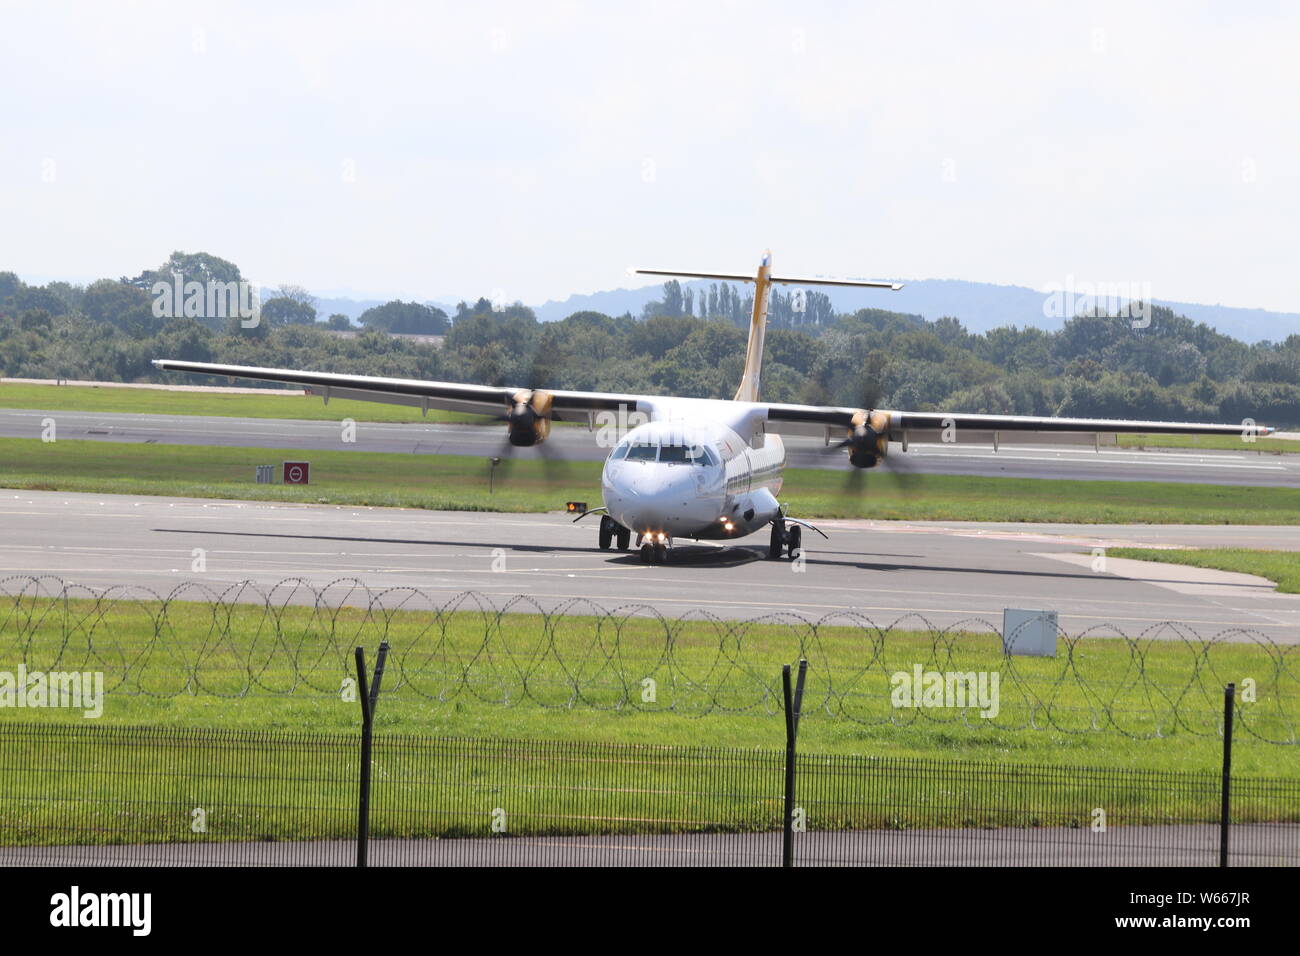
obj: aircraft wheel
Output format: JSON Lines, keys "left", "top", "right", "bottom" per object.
{"left": 768, "top": 520, "right": 784, "bottom": 560}
{"left": 653, "top": 542, "right": 669, "bottom": 564}
{"left": 598, "top": 515, "right": 614, "bottom": 550}
{"left": 639, "top": 543, "right": 654, "bottom": 564}
{"left": 787, "top": 525, "right": 802, "bottom": 560}
{"left": 616, "top": 527, "right": 631, "bottom": 550}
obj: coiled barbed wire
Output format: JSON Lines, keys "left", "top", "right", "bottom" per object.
{"left": 1, "top": 575, "right": 1295, "bottom": 744}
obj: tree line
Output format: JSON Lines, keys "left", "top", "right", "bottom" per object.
{"left": 1, "top": 251, "right": 1297, "bottom": 426}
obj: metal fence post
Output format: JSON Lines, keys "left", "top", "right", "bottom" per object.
{"left": 1220, "top": 682, "right": 1234, "bottom": 868}
{"left": 354, "top": 640, "right": 390, "bottom": 869}
{"left": 782, "top": 659, "right": 808, "bottom": 868}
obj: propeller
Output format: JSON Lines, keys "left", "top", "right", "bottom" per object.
{"left": 835, "top": 408, "right": 891, "bottom": 468}
{"left": 506, "top": 388, "right": 552, "bottom": 447}
{"left": 491, "top": 388, "right": 571, "bottom": 485}
{"left": 823, "top": 403, "right": 923, "bottom": 497}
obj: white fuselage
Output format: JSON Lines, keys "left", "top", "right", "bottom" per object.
{"left": 600, "top": 398, "right": 786, "bottom": 542}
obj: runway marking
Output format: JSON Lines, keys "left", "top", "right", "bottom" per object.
{"left": 904, "top": 451, "right": 1286, "bottom": 471}
{"left": 903, "top": 443, "right": 1283, "bottom": 462}
{"left": 0, "top": 508, "right": 558, "bottom": 529}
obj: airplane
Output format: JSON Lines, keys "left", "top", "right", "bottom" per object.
{"left": 153, "top": 251, "right": 1273, "bottom": 566}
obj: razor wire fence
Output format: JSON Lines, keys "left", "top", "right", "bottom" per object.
{"left": 1, "top": 575, "right": 1297, "bottom": 744}
{"left": 2, "top": 721, "right": 1297, "bottom": 867}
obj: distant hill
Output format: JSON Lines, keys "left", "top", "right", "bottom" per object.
{"left": 532, "top": 278, "right": 1299, "bottom": 344}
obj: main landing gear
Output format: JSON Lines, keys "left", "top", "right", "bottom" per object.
{"left": 598, "top": 515, "right": 631, "bottom": 552}
{"left": 768, "top": 516, "right": 802, "bottom": 560}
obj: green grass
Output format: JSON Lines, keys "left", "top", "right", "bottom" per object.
{"left": 0, "top": 381, "right": 493, "bottom": 424}
{"left": 9, "top": 724, "right": 1287, "bottom": 846}
{"left": 6, "top": 596, "right": 1297, "bottom": 774}
{"left": 4, "top": 436, "right": 1299, "bottom": 523}
{"left": 5, "top": 597, "right": 1297, "bottom": 844}
{"left": 1108, "top": 548, "right": 1300, "bottom": 594}
{"left": 1118, "top": 432, "right": 1299, "bottom": 454}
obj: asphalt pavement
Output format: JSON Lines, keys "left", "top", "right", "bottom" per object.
{"left": 2, "top": 490, "right": 1296, "bottom": 638}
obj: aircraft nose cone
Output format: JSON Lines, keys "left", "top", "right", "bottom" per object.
{"left": 604, "top": 465, "right": 719, "bottom": 533}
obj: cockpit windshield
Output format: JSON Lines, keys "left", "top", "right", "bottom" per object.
{"left": 625, "top": 442, "right": 659, "bottom": 461}
{"left": 611, "top": 439, "right": 718, "bottom": 465}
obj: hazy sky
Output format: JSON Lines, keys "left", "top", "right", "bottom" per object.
{"left": 2, "top": 1, "right": 1296, "bottom": 311}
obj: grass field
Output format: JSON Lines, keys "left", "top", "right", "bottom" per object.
{"left": 1118, "top": 432, "right": 1298, "bottom": 454}
{"left": 5, "top": 595, "right": 1297, "bottom": 775}
{"left": 1109, "top": 548, "right": 1300, "bottom": 594}
{"left": 0, "top": 381, "right": 493, "bottom": 424}
{"left": 10, "top": 723, "right": 1287, "bottom": 846}
{"left": 5, "top": 596, "right": 1298, "bottom": 844}
{"left": 4, "top": 436, "right": 1299, "bottom": 523}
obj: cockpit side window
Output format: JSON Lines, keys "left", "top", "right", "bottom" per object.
{"left": 610, "top": 444, "right": 630, "bottom": 460}
{"left": 686, "top": 444, "right": 718, "bottom": 466}
{"left": 658, "top": 443, "right": 718, "bottom": 465}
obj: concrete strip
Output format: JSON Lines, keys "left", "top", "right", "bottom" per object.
{"left": 1035, "top": 551, "right": 1296, "bottom": 600}
{"left": 2, "top": 823, "right": 1293, "bottom": 867}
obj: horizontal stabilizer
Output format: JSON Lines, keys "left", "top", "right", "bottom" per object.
{"left": 632, "top": 267, "right": 901, "bottom": 290}
{"left": 771, "top": 275, "right": 902, "bottom": 290}
{"left": 631, "top": 268, "right": 756, "bottom": 283}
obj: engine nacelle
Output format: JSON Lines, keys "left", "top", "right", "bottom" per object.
{"left": 845, "top": 409, "right": 890, "bottom": 468}
{"left": 506, "top": 389, "right": 553, "bottom": 447}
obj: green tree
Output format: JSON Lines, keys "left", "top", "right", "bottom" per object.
{"left": 359, "top": 300, "right": 451, "bottom": 334}
{"left": 260, "top": 296, "right": 318, "bottom": 327}
{"left": 81, "top": 280, "right": 160, "bottom": 336}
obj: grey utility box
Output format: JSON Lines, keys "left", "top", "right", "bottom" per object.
{"left": 1002, "top": 609, "right": 1058, "bottom": 657}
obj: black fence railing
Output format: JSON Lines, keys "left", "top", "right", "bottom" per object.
{"left": 3, "top": 722, "right": 1296, "bottom": 867}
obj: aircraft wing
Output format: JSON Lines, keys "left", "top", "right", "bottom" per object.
{"left": 153, "top": 359, "right": 1272, "bottom": 443}
{"left": 762, "top": 403, "right": 1272, "bottom": 442}
{"left": 150, "top": 360, "right": 647, "bottom": 422}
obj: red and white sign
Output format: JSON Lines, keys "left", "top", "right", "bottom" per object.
{"left": 283, "top": 461, "right": 310, "bottom": 485}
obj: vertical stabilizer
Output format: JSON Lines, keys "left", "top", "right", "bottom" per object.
{"left": 733, "top": 251, "right": 772, "bottom": 403}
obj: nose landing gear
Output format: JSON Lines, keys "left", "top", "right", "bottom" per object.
{"left": 637, "top": 534, "right": 671, "bottom": 564}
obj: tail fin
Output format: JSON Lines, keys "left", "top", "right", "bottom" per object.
{"left": 631, "top": 252, "right": 902, "bottom": 404}
{"left": 733, "top": 250, "right": 773, "bottom": 402}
